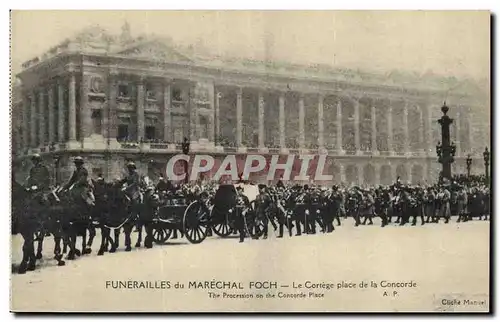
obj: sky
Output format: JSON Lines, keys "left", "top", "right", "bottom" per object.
{"left": 10, "top": 10, "right": 490, "bottom": 80}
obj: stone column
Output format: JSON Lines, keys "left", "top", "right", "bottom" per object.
{"left": 426, "top": 103, "right": 434, "bottom": 156}
{"left": 68, "top": 73, "right": 77, "bottom": 141}
{"left": 354, "top": 99, "right": 361, "bottom": 155}
{"left": 163, "top": 80, "right": 172, "bottom": 142}
{"left": 106, "top": 70, "right": 119, "bottom": 145}
{"left": 57, "top": 81, "right": 65, "bottom": 142}
{"left": 358, "top": 164, "right": 364, "bottom": 185}
{"left": 136, "top": 77, "right": 145, "bottom": 141}
{"left": 375, "top": 166, "right": 381, "bottom": 185}
{"left": 387, "top": 104, "right": 394, "bottom": 155}
{"left": 215, "top": 90, "right": 221, "bottom": 145}
{"left": 279, "top": 92, "right": 286, "bottom": 149}
{"left": 406, "top": 163, "right": 412, "bottom": 184}
{"left": 188, "top": 83, "right": 197, "bottom": 142}
{"left": 336, "top": 100, "right": 344, "bottom": 154}
{"left": 258, "top": 91, "right": 265, "bottom": 148}
{"left": 38, "top": 91, "right": 45, "bottom": 146}
{"left": 30, "top": 91, "right": 36, "bottom": 147}
{"left": 298, "top": 93, "right": 305, "bottom": 149}
{"left": 207, "top": 83, "right": 215, "bottom": 144}
{"left": 391, "top": 165, "right": 397, "bottom": 183}
{"left": 47, "top": 85, "right": 55, "bottom": 144}
{"left": 467, "top": 108, "right": 473, "bottom": 153}
{"left": 79, "top": 74, "right": 91, "bottom": 141}
{"left": 339, "top": 164, "right": 346, "bottom": 183}
{"left": 403, "top": 102, "right": 410, "bottom": 154}
{"left": 317, "top": 94, "right": 324, "bottom": 150}
{"left": 22, "top": 95, "right": 29, "bottom": 149}
{"left": 455, "top": 108, "right": 461, "bottom": 156}
{"left": 371, "top": 104, "right": 378, "bottom": 155}
{"left": 236, "top": 87, "right": 243, "bottom": 147}
{"left": 418, "top": 107, "right": 425, "bottom": 154}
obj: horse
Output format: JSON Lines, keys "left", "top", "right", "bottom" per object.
{"left": 11, "top": 180, "right": 65, "bottom": 274}
{"left": 92, "top": 181, "right": 137, "bottom": 254}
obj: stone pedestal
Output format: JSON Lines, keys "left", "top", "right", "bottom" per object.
{"left": 82, "top": 135, "right": 107, "bottom": 150}
{"left": 237, "top": 146, "right": 248, "bottom": 154}
{"left": 197, "top": 138, "right": 215, "bottom": 151}
{"left": 66, "top": 141, "right": 81, "bottom": 150}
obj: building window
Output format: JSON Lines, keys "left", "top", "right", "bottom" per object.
{"left": 91, "top": 109, "right": 102, "bottom": 135}
{"left": 172, "top": 88, "right": 182, "bottom": 101}
{"left": 199, "top": 115, "right": 209, "bottom": 139}
{"left": 145, "top": 126, "right": 156, "bottom": 141}
{"left": 117, "top": 124, "right": 129, "bottom": 141}
{"left": 146, "top": 84, "right": 157, "bottom": 101}
{"left": 118, "top": 84, "right": 130, "bottom": 98}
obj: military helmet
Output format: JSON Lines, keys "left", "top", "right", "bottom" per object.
{"left": 31, "top": 153, "right": 42, "bottom": 162}
{"left": 74, "top": 156, "right": 84, "bottom": 164}
{"left": 127, "top": 161, "right": 136, "bottom": 169}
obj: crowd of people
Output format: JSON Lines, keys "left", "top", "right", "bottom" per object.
{"left": 12, "top": 154, "right": 491, "bottom": 274}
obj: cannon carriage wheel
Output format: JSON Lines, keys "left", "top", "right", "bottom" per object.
{"left": 210, "top": 207, "right": 233, "bottom": 237}
{"left": 182, "top": 200, "right": 209, "bottom": 244}
{"left": 151, "top": 223, "right": 172, "bottom": 245}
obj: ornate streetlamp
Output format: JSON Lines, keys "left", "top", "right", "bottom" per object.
{"left": 182, "top": 137, "right": 190, "bottom": 184}
{"left": 483, "top": 147, "right": 490, "bottom": 180}
{"left": 436, "top": 102, "right": 456, "bottom": 181}
{"left": 53, "top": 155, "right": 61, "bottom": 186}
{"left": 466, "top": 154, "right": 472, "bottom": 178}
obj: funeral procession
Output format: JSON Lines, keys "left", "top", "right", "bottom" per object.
{"left": 10, "top": 23, "right": 490, "bottom": 276}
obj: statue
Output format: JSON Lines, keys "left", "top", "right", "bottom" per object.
{"left": 120, "top": 21, "right": 132, "bottom": 44}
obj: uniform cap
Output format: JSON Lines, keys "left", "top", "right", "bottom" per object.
{"left": 127, "top": 161, "right": 136, "bottom": 168}
{"left": 74, "top": 156, "right": 84, "bottom": 163}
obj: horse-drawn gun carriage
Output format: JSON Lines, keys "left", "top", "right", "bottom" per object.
{"left": 150, "top": 189, "right": 211, "bottom": 245}
{"left": 150, "top": 183, "right": 259, "bottom": 244}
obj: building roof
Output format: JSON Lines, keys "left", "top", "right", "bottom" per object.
{"left": 18, "top": 24, "right": 488, "bottom": 98}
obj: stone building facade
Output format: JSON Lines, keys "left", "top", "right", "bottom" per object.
{"left": 11, "top": 26, "right": 490, "bottom": 185}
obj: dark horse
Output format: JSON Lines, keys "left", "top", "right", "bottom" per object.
{"left": 92, "top": 182, "right": 139, "bottom": 254}
{"left": 11, "top": 180, "right": 65, "bottom": 274}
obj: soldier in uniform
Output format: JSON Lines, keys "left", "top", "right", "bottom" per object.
{"left": 276, "top": 175, "right": 285, "bottom": 189}
{"left": 456, "top": 185, "right": 469, "bottom": 222}
{"left": 330, "top": 185, "right": 344, "bottom": 226}
{"left": 235, "top": 186, "right": 250, "bottom": 243}
{"left": 424, "top": 187, "right": 436, "bottom": 223}
{"left": 156, "top": 176, "right": 174, "bottom": 193}
{"left": 62, "top": 156, "right": 94, "bottom": 207}
{"left": 255, "top": 184, "right": 274, "bottom": 239}
{"left": 25, "top": 154, "right": 51, "bottom": 204}
{"left": 117, "top": 162, "right": 143, "bottom": 209}
{"left": 362, "top": 188, "right": 375, "bottom": 225}
{"left": 441, "top": 185, "right": 452, "bottom": 223}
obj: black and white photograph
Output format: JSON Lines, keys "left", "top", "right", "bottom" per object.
{"left": 9, "top": 10, "right": 491, "bottom": 312}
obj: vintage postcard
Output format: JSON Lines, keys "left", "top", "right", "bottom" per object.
{"left": 10, "top": 10, "right": 491, "bottom": 312}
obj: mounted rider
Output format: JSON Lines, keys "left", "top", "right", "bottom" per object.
{"left": 62, "top": 156, "right": 95, "bottom": 206}
{"left": 117, "top": 162, "right": 144, "bottom": 208}
{"left": 25, "top": 154, "right": 51, "bottom": 204}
